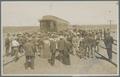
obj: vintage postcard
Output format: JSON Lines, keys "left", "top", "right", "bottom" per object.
{"left": 1, "top": 1, "right": 119, "bottom": 76}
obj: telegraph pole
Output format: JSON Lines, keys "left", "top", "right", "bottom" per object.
{"left": 49, "top": 3, "right": 53, "bottom": 15}
{"left": 109, "top": 20, "right": 112, "bottom": 29}
{"left": 108, "top": 10, "right": 112, "bottom": 31}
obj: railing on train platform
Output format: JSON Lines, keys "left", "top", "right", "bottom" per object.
{"left": 3, "top": 54, "right": 25, "bottom": 66}
{"left": 96, "top": 39, "right": 117, "bottom": 67}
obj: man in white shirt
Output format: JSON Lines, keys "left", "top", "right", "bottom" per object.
{"left": 11, "top": 40, "right": 20, "bottom": 47}
{"left": 11, "top": 35, "right": 20, "bottom": 61}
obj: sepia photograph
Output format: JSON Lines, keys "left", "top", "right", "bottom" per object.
{"left": 1, "top": 1, "right": 119, "bottom": 76}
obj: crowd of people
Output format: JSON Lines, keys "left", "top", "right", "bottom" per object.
{"left": 4, "top": 28, "right": 114, "bottom": 70}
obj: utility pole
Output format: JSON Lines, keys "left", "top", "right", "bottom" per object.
{"left": 109, "top": 20, "right": 112, "bottom": 29}
{"left": 108, "top": 10, "right": 112, "bottom": 30}
{"left": 49, "top": 3, "right": 53, "bottom": 15}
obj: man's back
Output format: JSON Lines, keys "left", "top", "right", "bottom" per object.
{"left": 50, "top": 39, "right": 56, "bottom": 52}
{"left": 5, "top": 37, "right": 10, "bottom": 47}
{"left": 105, "top": 35, "right": 113, "bottom": 48}
{"left": 104, "top": 36, "right": 113, "bottom": 48}
{"left": 58, "top": 39, "right": 65, "bottom": 50}
{"left": 24, "top": 42, "right": 35, "bottom": 56}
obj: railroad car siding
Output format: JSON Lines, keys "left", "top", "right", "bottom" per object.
{"left": 40, "top": 15, "right": 69, "bottom": 32}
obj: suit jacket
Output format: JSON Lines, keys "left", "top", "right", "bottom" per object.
{"left": 65, "top": 40, "right": 72, "bottom": 51}
{"left": 24, "top": 42, "right": 35, "bottom": 56}
{"left": 5, "top": 37, "right": 10, "bottom": 47}
{"left": 104, "top": 36, "right": 113, "bottom": 48}
{"left": 50, "top": 39, "right": 56, "bottom": 53}
{"left": 57, "top": 39, "right": 65, "bottom": 51}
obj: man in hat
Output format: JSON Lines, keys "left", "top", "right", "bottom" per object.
{"left": 42, "top": 36, "right": 51, "bottom": 59}
{"left": 11, "top": 34, "right": 20, "bottom": 61}
{"left": 72, "top": 34, "right": 77, "bottom": 55}
{"left": 78, "top": 34, "right": 85, "bottom": 59}
{"left": 5, "top": 33, "right": 11, "bottom": 56}
{"left": 66, "top": 34, "right": 73, "bottom": 54}
{"left": 17, "top": 34, "right": 24, "bottom": 53}
{"left": 23, "top": 38, "right": 36, "bottom": 70}
{"left": 89, "top": 33, "right": 96, "bottom": 58}
{"left": 94, "top": 32, "right": 100, "bottom": 53}
{"left": 104, "top": 28, "right": 110, "bottom": 39}
{"left": 83, "top": 33, "right": 89, "bottom": 59}
{"left": 48, "top": 34, "right": 57, "bottom": 66}
{"left": 104, "top": 33, "right": 113, "bottom": 60}
{"left": 56, "top": 36, "right": 64, "bottom": 61}
{"left": 37, "top": 37, "right": 44, "bottom": 57}
{"left": 64, "top": 37, "right": 71, "bottom": 65}
{"left": 57, "top": 36, "right": 70, "bottom": 65}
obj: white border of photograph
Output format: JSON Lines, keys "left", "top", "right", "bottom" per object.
{"left": 1, "top": 1, "right": 119, "bottom": 76}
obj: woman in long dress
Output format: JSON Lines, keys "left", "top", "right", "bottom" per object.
{"left": 41, "top": 37, "right": 51, "bottom": 59}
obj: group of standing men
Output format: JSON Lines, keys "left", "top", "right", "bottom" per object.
{"left": 4, "top": 27, "right": 114, "bottom": 70}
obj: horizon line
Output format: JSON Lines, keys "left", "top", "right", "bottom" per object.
{"left": 3, "top": 24, "right": 117, "bottom": 27}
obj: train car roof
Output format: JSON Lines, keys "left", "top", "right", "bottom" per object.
{"left": 41, "top": 15, "right": 69, "bottom": 24}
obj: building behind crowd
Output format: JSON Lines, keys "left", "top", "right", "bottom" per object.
{"left": 72, "top": 24, "right": 117, "bottom": 32}
{"left": 39, "top": 15, "right": 70, "bottom": 32}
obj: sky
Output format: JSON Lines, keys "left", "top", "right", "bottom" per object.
{"left": 1, "top": 1, "right": 118, "bottom": 26}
